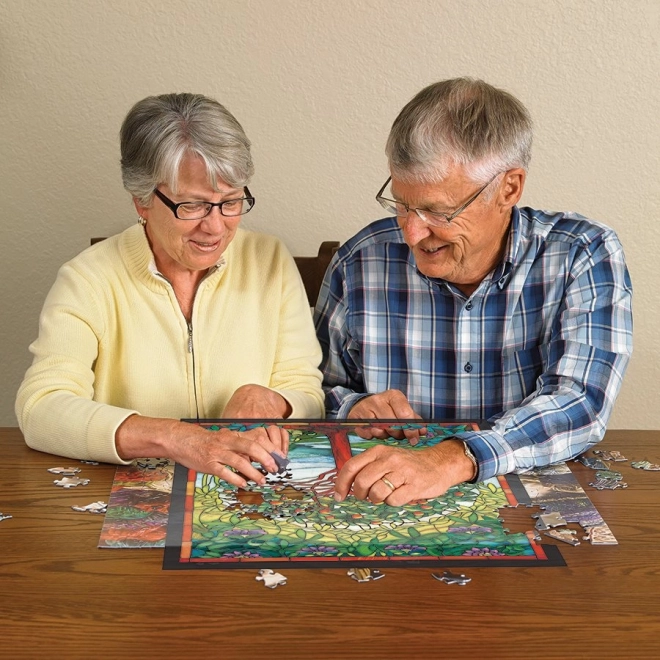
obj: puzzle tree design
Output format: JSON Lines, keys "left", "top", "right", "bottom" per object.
{"left": 164, "top": 421, "right": 561, "bottom": 569}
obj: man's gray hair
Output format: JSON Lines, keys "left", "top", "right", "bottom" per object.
{"left": 120, "top": 93, "right": 254, "bottom": 205}
{"left": 386, "top": 78, "right": 532, "bottom": 186}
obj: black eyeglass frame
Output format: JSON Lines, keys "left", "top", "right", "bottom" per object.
{"left": 375, "top": 172, "right": 501, "bottom": 226}
{"left": 153, "top": 187, "right": 255, "bottom": 220}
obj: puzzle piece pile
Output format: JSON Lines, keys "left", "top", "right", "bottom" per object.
{"left": 43, "top": 458, "right": 165, "bottom": 515}
{"left": 531, "top": 511, "right": 581, "bottom": 546}
{"left": 578, "top": 447, "right": 660, "bottom": 488}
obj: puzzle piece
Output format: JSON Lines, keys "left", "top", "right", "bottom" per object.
{"left": 432, "top": 571, "right": 471, "bottom": 586}
{"left": 347, "top": 568, "right": 385, "bottom": 583}
{"left": 575, "top": 455, "right": 609, "bottom": 470}
{"left": 269, "top": 452, "right": 291, "bottom": 474}
{"left": 544, "top": 528, "right": 580, "bottom": 546}
{"left": 47, "top": 466, "right": 81, "bottom": 475}
{"left": 589, "top": 478, "right": 628, "bottom": 490}
{"left": 594, "top": 470, "right": 623, "bottom": 481}
{"left": 592, "top": 450, "right": 627, "bottom": 462}
{"left": 0, "top": 512, "right": 13, "bottom": 522}
{"left": 583, "top": 524, "right": 618, "bottom": 545}
{"left": 135, "top": 458, "right": 170, "bottom": 469}
{"left": 54, "top": 476, "right": 90, "bottom": 488}
{"left": 255, "top": 569, "right": 287, "bottom": 588}
{"left": 631, "top": 461, "right": 660, "bottom": 471}
{"left": 533, "top": 511, "right": 567, "bottom": 530}
{"left": 71, "top": 501, "right": 108, "bottom": 513}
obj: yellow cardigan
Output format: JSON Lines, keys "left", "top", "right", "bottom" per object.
{"left": 16, "top": 224, "right": 325, "bottom": 463}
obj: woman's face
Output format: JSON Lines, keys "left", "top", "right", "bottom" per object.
{"left": 134, "top": 153, "right": 244, "bottom": 278}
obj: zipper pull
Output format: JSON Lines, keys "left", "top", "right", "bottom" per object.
{"left": 187, "top": 323, "right": 193, "bottom": 353}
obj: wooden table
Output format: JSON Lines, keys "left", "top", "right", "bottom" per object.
{"left": 1, "top": 427, "right": 659, "bottom": 659}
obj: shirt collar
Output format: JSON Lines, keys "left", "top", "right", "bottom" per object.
{"left": 491, "top": 205, "right": 520, "bottom": 288}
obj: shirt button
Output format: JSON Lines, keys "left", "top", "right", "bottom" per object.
{"left": 465, "top": 301, "right": 473, "bottom": 311}
{"left": 464, "top": 362, "right": 473, "bottom": 373}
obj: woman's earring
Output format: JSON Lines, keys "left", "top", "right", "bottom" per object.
{"left": 138, "top": 215, "right": 146, "bottom": 226}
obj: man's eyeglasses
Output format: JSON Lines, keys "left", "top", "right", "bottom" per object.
{"left": 153, "top": 187, "right": 255, "bottom": 220}
{"left": 375, "top": 172, "right": 501, "bottom": 227}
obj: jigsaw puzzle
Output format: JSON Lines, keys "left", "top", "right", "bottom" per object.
{"left": 98, "top": 459, "right": 174, "bottom": 547}
{"left": 162, "top": 420, "right": 568, "bottom": 570}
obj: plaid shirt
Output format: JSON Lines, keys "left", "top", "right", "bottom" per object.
{"left": 314, "top": 207, "right": 633, "bottom": 480}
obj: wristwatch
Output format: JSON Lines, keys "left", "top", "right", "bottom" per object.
{"left": 461, "top": 440, "right": 479, "bottom": 482}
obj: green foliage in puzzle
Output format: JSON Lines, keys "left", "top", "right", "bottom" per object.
{"left": 190, "top": 476, "right": 532, "bottom": 560}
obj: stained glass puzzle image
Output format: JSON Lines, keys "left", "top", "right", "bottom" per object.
{"left": 163, "top": 420, "right": 564, "bottom": 569}
{"left": 99, "top": 459, "right": 173, "bottom": 548}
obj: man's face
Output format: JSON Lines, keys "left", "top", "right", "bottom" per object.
{"left": 391, "top": 166, "right": 514, "bottom": 294}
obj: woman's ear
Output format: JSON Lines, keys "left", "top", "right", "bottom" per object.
{"left": 132, "top": 197, "right": 150, "bottom": 220}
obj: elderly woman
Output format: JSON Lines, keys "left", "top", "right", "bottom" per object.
{"left": 16, "top": 93, "right": 324, "bottom": 488}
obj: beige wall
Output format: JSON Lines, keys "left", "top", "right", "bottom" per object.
{"left": 1, "top": 0, "right": 658, "bottom": 428}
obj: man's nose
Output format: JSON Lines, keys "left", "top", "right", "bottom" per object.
{"left": 401, "top": 210, "right": 432, "bottom": 243}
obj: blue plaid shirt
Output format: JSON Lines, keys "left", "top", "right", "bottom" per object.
{"left": 314, "top": 207, "right": 633, "bottom": 480}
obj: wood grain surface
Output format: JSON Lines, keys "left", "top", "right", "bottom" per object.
{"left": 1, "top": 427, "right": 659, "bottom": 659}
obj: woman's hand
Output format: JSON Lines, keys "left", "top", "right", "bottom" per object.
{"left": 223, "top": 384, "right": 292, "bottom": 419}
{"left": 116, "top": 415, "right": 289, "bottom": 488}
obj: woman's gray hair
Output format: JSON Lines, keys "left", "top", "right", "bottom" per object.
{"left": 120, "top": 93, "right": 254, "bottom": 205}
{"left": 386, "top": 78, "right": 532, "bottom": 186}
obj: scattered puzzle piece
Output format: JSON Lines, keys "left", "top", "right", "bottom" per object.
{"left": 575, "top": 455, "right": 609, "bottom": 470}
{"left": 0, "top": 512, "right": 13, "bottom": 522}
{"left": 71, "top": 501, "right": 108, "bottom": 513}
{"left": 593, "top": 450, "right": 627, "bottom": 462}
{"left": 595, "top": 470, "right": 623, "bottom": 481}
{"left": 54, "top": 476, "right": 90, "bottom": 488}
{"left": 255, "top": 569, "right": 287, "bottom": 588}
{"left": 589, "top": 477, "right": 628, "bottom": 490}
{"left": 347, "top": 568, "right": 385, "bottom": 583}
{"left": 544, "top": 528, "right": 580, "bottom": 546}
{"left": 47, "top": 466, "right": 81, "bottom": 475}
{"left": 533, "top": 511, "right": 567, "bottom": 530}
{"left": 432, "top": 571, "right": 471, "bottom": 586}
{"left": 631, "top": 461, "right": 660, "bottom": 471}
{"left": 583, "top": 524, "right": 618, "bottom": 545}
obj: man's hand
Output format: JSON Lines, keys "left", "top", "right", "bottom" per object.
{"left": 222, "top": 384, "right": 292, "bottom": 419}
{"left": 348, "top": 389, "right": 426, "bottom": 443}
{"left": 333, "top": 439, "right": 476, "bottom": 506}
{"left": 116, "top": 415, "right": 289, "bottom": 489}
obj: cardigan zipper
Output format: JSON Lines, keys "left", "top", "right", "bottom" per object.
{"left": 154, "top": 272, "right": 201, "bottom": 419}
{"left": 187, "top": 321, "right": 200, "bottom": 420}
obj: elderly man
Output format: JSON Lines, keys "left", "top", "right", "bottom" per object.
{"left": 315, "top": 78, "right": 632, "bottom": 506}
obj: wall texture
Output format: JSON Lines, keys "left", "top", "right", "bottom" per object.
{"left": 1, "top": 0, "right": 658, "bottom": 428}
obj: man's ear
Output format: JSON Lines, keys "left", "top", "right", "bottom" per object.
{"left": 498, "top": 168, "right": 526, "bottom": 210}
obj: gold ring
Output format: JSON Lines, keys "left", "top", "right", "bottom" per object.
{"left": 381, "top": 477, "right": 396, "bottom": 491}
